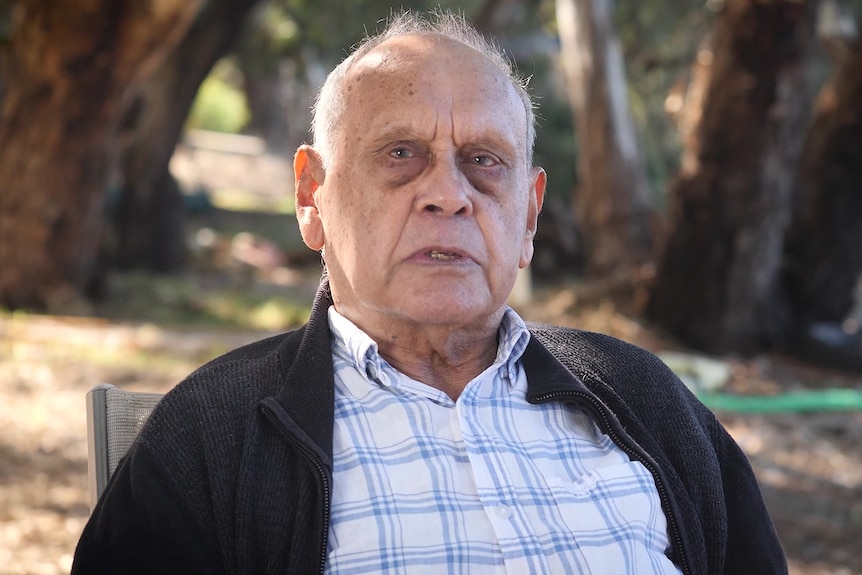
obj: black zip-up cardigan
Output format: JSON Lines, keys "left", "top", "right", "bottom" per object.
{"left": 73, "top": 282, "right": 787, "bottom": 574}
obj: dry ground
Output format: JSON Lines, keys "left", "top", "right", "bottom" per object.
{"left": 2, "top": 272, "right": 861, "bottom": 574}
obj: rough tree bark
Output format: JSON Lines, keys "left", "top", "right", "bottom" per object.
{"left": 781, "top": 37, "right": 862, "bottom": 328}
{"left": 111, "top": 0, "right": 261, "bottom": 273}
{"left": 0, "top": 1, "right": 202, "bottom": 310}
{"left": 646, "top": 0, "right": 816, "bottom": 354}
{"left": 555, "top": 0, "right": 655, "bottom": 276}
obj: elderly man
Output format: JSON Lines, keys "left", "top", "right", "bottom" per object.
{"left": 73, "top": 11, "right": 786, "bottom": 575}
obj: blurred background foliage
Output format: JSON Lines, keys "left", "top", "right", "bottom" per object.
{"left": 186, "top": 59, "right": 251, "bottom": 134}
{"left": 2, "top": 0, "right": 862, "bottom": 356}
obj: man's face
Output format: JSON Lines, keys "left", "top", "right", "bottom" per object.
{"left": 295, "top": 34, "right": 545, "bottom": 333}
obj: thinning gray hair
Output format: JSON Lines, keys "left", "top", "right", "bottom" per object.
{"left": 310, "top": 10, "right": 537, "bottom": 168}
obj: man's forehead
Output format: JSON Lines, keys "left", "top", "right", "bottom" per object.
{"left": 348, "top": 33, "right": 490, "bottom": 80}
{"left": 343, "top": 34, "right": 522, "bottom": 120}
{"left": 332, "top": 33, "right": 530, "bottom": 161}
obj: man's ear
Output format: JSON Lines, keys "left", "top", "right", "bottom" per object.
{"left": 294, "top": 145, "right": 326, "bottom": 251}
{"left": 520, "top": 166, "right": 546, "bottom": 269}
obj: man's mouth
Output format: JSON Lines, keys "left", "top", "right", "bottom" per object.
{"left": 429, "top": 250, "right": 462, "bottom": 261}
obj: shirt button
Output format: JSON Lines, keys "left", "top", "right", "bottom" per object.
{"left": 365, "top": 363, "right": 379, "bottom": 382}
{"left": 495, "top": 505, "right": 512, "bottom": 519}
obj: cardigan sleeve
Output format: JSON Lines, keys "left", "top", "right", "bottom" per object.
{"left": 72, "top": 442, "right": 225, "bottom": 575}
{"left": 709, "top": 415, "right": 788, "bottom": 574}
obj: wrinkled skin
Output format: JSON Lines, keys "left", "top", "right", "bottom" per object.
{"left": 294, "top": 34, "right": 546, "bottom": 397}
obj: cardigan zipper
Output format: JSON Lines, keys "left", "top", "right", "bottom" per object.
{"left": 532, "top": 388, "right": 692, "bottom": 575}
{"left": 260, "top": 405, "right": 331, "bottom": 575}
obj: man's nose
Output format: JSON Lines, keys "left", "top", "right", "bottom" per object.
{"left": 416, "top": 160, "right": 473, "bottom": 216}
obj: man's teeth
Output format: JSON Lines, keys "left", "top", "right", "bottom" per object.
{"left": 429, "top": 251, "right": 460, "bottom": 260}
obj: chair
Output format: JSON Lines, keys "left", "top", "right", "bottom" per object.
{"left": 86, "top": 383, "right": 164, "bottom": 511}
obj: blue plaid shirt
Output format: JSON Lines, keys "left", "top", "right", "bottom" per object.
{"left": 326, "top": 307, "right": 681, "bottom": 574}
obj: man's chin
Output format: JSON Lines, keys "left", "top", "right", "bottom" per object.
{"left": 394, "top": 298, "right": 505, "bottom": 329}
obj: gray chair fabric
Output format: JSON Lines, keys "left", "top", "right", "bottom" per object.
{"left": 86, "top": 383, "right": 164, "bottom": 511}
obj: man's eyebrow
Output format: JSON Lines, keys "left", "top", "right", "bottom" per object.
{"left": 368, "top": 126, "right": 423, "bottom": 148}
{"left": 367, "top": 125, "right": 521, "bottom": 159}
{"left": 467, "top": 132, "right": 516, "bottom": 149}
{"left": 462, "top": 131, "right": 519, "bottom": 159}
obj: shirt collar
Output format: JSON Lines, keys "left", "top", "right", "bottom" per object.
{"left": 327, "top": 306, "right": 531, "bottom": 389}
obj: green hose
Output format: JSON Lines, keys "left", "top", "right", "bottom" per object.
{"left": 658, "top": 351, "right": 862, "bottom": 413}
{"left": 697, "top": 388, "right": 862, "bottom": 413}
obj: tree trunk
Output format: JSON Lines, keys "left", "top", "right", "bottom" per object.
{"left": 243, "top": 71, "right": 283, "bottom": 147}
{"left": 555, "top": 0, "right": 655, "bottom": 276}
{"left": 110, "top": 0, "right": 260, "bottom": 273}
{"left": 646, "top": 0, "right": 816, "bottom": 354}
{"left": 0, "top": 1, "right": 202, "bottom": 310}
{"left": 781, "top": 37, "right": 862, "bottom": 328}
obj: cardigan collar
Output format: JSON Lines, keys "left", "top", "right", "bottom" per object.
{"left": 271, "top": 279, "right": 592, "bottom": 466}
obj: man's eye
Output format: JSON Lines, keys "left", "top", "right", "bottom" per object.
{"left": 472, "top": 155, "right": 497, "bottom": 167}
{"left": 390, "top": 148, "right": 414, "bottom": 159}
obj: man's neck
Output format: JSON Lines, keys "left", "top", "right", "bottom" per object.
{"left": 378, "top": 329, "right": 499, "bottom": 400}
{"left": 336, "top": 310, "right": 503, "bottom": 400}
